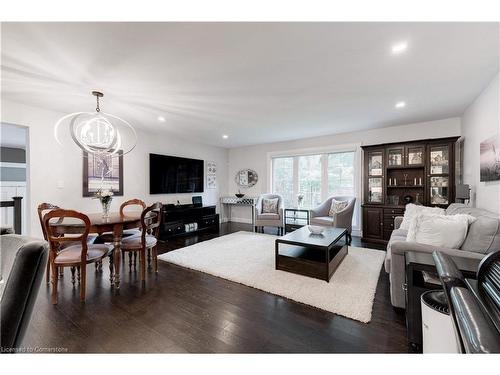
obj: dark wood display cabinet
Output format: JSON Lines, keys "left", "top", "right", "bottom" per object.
{"left": 361, "top": 136, "right": 459, "bottom": 244}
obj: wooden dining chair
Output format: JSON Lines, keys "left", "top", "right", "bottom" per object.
{"left": 120, "top": 202, "right": 162, "bottom": 283}
{"left": 43, "top": 209, "right": 112, "bottom": 304}
{"left": 38, "top": 203, "right": 61, "bottom": 284}
{"left": 38, "top": 203, "right": 100, "bottom": 284}
{"left": 94, "top": 199, "right": 147, "bottom": 245}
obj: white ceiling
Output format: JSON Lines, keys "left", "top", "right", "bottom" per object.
{"left": 1, "top": 22, "right": 499, "bottom": 148}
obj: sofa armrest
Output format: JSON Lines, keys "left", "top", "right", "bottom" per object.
{"left": 394, "top": 216, "right": 404, "bottom": 229}
{"left": 387, "top": 240, "right": 484, "bottom": 309}
{"left": 391, "top": 241, "right": 485, "bottom": 260}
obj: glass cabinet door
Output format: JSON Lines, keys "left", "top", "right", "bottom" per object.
{"left": 406, "top": 145, "right": 425, "bottom": 166}
{"left": 387, "top": 147, "right": 404, "bottom": 167}
{"left": 368, "top": 151, "right": 383, "bottom": 176}
{"left": 429, "top": 145, "right": 449, "bottom": 175}
{"left": 368, "top": 177, "right": 383, "bottom": 203}
{"left": 430, "top": 176, "right": 449, "bottom": 205}
{"left": 428, "top": 144, "right": 450, "bottom": 205}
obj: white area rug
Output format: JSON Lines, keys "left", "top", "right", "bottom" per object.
{"left": 159, "top": 231, "right": 385, "bottom": 323}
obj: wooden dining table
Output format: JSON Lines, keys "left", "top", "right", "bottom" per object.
{"left": 49, "top": 211, "right": 143, "bottom": 289}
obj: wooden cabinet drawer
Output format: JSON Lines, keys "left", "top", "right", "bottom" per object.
{"left": 383, "top": 208, "right": 404, "bottom": 215}
{"left": 200, "top": 214, "right": 219, "bottom": 228}
{"left": 164, "top": 221, "right": 184, "bottom": 235}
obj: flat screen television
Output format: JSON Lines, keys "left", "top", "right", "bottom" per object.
{"left": 150, "top": 153, "right": 204, "bottom": 194}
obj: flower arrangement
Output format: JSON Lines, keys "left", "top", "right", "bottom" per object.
{"left": 94, "top": 188, "right": 114, "bottom": 217}
{"left": 297, "top": 193, "right": 304, "bottom": 207}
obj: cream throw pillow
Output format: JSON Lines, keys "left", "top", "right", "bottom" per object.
{"left": 406, "top": 213, "right": 476, "bottom": 249}
{"left": 262, "top": 198, "right": 279, "bottom": 214}
{"left": 400, "top": 203, "right": 444, "bottom": 230}
{"left": 329, "top": 199, "right": 348, "bottom": 217}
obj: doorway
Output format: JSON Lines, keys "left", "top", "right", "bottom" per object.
{"left": 0, "top": 123, "right": 29, "bottom": 235}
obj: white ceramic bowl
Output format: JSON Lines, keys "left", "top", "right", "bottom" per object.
{"left": 307, "top": 225, "right": 325, "bottom": 235}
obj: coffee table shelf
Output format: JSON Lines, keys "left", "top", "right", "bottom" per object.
{"left": 275, "top": 226, "right": 348, "bottom": 282}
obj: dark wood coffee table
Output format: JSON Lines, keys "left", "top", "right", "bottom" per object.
{"left": 275, "top": 226, "right": 348, "bottom": 282}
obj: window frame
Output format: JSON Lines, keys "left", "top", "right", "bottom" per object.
{"left": 267, "top": 143, "right": 361, "bottom": 231}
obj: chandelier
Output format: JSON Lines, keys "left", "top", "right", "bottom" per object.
{"left": 54, "top": 91, "right": 137, "bottom": 156}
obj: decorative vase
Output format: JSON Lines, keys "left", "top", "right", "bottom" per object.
{"left": 101, "top": 199, "right": 112, "bottom": 218}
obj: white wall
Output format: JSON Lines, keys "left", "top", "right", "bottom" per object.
{"left": 1, "top": 100, "right": 229, "bottom": 238}
{"left": 461, "top": 73, "right": 500, "bottom": 213}
{"left": 228, "top": 117, "right": 461, "bottom": 224}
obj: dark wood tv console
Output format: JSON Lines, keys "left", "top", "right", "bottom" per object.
{"left": 160, "top": 204, "right": 219, "bottom": 239}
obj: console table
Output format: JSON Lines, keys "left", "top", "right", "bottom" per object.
{"left": 220, "top": 196, "right": 257, "bottom": 230}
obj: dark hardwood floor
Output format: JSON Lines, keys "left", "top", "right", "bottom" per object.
{"left": 22, "top": 223, "right": 410, "bottom": 353}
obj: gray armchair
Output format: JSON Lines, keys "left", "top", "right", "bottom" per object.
{"left": 310, "top": 196, "right": 356, "bottom": 243}
{"left": 254, "top": 194, "right": 284, "bottom": 235}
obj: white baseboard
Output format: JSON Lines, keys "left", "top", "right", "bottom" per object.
{"left": 222, "top": 217, "right": 254, "bottom": 224}
{"left": 222, "top": 218, "right": 363, "bottom": 237}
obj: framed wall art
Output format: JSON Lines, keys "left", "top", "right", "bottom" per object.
{"left": 83, "top": 151, "right": 123, "bottom": 196}
{"left": 480, "top": 134, "right": 500, "bottom": 182}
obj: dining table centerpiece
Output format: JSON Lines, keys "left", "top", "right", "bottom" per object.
{"left": 94, "top": 189, "right": 114, "bottom": 218}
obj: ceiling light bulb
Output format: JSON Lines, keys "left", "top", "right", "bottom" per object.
{"left": 395, "top": 101, "right": 406, "bottom": 109}
{"left": 222, "top": 135, "right": 229, "bottom": 139}
{"left": 391, "top": 42, "right": 408, "bottom": 54}
{"left": 157, "top": 116, "right": 166, "bottom": 122}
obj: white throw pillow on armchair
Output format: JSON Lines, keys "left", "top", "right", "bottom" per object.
{"left": 400, "top": 203, "right": 445, "bottom": 230}
{"left": 406, "top": 213, "right": 476, "bottom": 249}
{"left": 328, "top": 199, "right": 348, "bottom": 217}
{"left": 262, "top": 198, "right": 279, "bottom": 214}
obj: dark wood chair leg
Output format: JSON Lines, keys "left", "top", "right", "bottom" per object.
{"left": 140, "top": 249, "right": 146, "bottom": 282}
{"left": 77, "top": 266, "right": 81, "bottom": 283}
{"left": 147, "top": 248, "right": 152, "bottom": 270}
{"left": 153, "top": 247, "right": 158, "bottom": 273}
{"left": 128, "top": 252, "right": 133, "bottom": 269}
{"left": 108, "top": 253, "right": 114, "bottom": 285}
{"left": 71, "top": 266, "right": 76, "bottom": 285}
{"left": 46, "top": 261, "right": 51, "bottom": 284}
{"left": 51, "top": 263, "right": 59, "bottom": 305}
{"left": 80, "top": 264, "right": 86, "bottom": 302}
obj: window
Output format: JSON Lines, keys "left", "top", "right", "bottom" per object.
{"left": 272, "top": 157, "right": 294, "bottom": 207}
{"left": 271, "top": 149, "right": 358, "bottom": 226}
{"left": 298, "top": 154, "right": 322, "bottom": 208}
{"left": 327, "top": 151, "right": 355, "bottom": 196}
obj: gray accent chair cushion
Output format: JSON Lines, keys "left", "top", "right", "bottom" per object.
{"left": 385, "top": 203, "right": 500, "bottom": 309}
{"left": 310, "top": 196, "right": 356, "bottom": 233}
{"left": 254, "top": 194, "right": 284, "bottom": 229}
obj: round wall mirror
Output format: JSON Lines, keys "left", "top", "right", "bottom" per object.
{"left": 235, "top": 169, "right": 258, "bottom": 188}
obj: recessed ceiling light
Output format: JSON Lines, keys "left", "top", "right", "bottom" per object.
{"left": 391, "top": 42, "right": 408, "bottom": 54}
{"left": 222, "top": 134, "right": 229, "bottom": 139}
{"left": 157, "top": 116, "right": 166, "bottom": 122}
{"left": 395, "top": 101, "right": 406, "bottom": 109}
